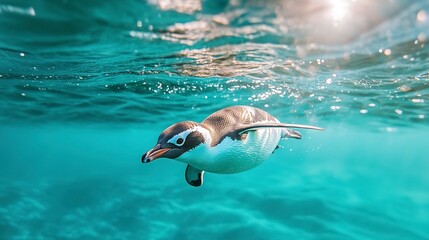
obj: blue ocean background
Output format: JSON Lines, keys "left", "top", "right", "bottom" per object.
{"left": 1, "top": 0, "right": 429, "bottom": 239}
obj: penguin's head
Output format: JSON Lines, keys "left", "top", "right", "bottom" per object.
{"left": 142, "top": 121, "right": 208, "bottom": 163}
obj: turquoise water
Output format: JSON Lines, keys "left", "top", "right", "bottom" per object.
{"left": 1, "top": 0, "right": 429, "bottom": 239}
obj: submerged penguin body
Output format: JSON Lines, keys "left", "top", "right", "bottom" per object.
{"left": 180, "top": 126, "right": 282, "bottom": 174}
{"left": 142, "top": 105, "right": 323, "bottom": 187}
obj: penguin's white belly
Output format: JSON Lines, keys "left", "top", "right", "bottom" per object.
{"left": 182, "top": 128, "right": 282, "bottom": 174}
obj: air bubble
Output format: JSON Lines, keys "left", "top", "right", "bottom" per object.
{"left": 412, "top": 99, "right": 424, "bottom": 103}
{"left": 383, "top": 49, "right": 392, "bottom": 56}
{"left": 330, "top": 106, "right": 341, "bottom": 111}
{"left": 417, "top": 10, "right": 427, "bottom": 22}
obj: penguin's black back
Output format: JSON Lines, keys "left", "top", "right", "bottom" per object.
{"left": 201, "top": 106, "right": 277, "bottom": 146}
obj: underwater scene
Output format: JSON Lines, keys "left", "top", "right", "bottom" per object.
{"left": 1, "top": 0, "right": 429, "bottom": 239}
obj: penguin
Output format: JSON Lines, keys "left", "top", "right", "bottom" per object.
{"left": 142, "top": 105, "right": 324, "bottom": 187}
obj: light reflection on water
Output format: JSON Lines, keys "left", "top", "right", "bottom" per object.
{"left": 0, "top": 0, "right": 428, "bottom": 126}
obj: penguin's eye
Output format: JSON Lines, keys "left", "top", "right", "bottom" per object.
{"left": 176, "top": 137, "right": 184, "bottom": 145}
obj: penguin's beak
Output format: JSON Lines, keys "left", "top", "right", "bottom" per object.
{"left": 142, "top": 144, "right": 171, "bottom": 163}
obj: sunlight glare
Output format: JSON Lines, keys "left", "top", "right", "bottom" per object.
{"left": 330, "top": 0, "right": 349, "bottom": 22}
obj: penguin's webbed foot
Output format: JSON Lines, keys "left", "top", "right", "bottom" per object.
{"left": 185, "top": 164, "right": 205, "bottom": 187}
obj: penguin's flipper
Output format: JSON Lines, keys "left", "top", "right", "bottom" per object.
{"left": 185, "top": 165, "right": 205, "bottom": 187}
{"left": 236, "top": 122, "right": 324, "bottom": 135}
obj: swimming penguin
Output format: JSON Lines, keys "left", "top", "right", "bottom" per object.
{"left": 142, "top": 105, "right": 323, "bottom": 187}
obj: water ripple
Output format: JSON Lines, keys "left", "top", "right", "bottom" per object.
{"left": 0, "top": 0, "right": 428, "bottom": 128}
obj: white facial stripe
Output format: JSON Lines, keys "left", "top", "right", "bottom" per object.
{"left": 167, "top": 126, "right": 212, "bottom": 147}
{"left": 167, "top": 129, "right": 193, "bottom": 146}
{"left": 194, "top": 126, "right": 212, "bottom": 145}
